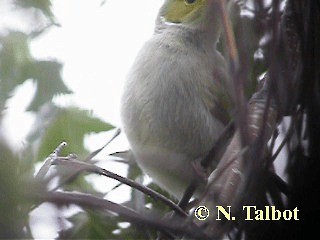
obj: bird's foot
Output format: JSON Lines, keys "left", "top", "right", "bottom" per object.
{"left": 191, "top": 157, "right": 210, "bottom": 183}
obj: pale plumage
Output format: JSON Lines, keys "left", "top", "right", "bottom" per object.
{"left": 121, "top": 0, "right": 232, "bottom": 199}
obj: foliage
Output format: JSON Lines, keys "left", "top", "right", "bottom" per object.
{"left": 0, "top": 1, "right": 115, "bottom": 238}
{"left": 0, "top": 142, "right": 31, "bottom": 238}
{"left": 0, "top": 32, "right": 71, "bottom": 113}
{"left": 34, "top": 106, "right": 113, "bottom": 160}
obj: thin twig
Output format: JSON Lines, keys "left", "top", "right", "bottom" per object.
{"left": 51, "top": 158, "right": 187, "bottom": 217}
{"left": 35, "top": 141, "right": 67, "bottom": 180}
{"left": 268, "top": 171, "right": 290, "bottom": 195}
{"left": 268, "top": 128, "right": 279, "bottom": 157}
{"left": 85, "top": 128, "right": 121, "bottom": 161}
{"left": 219, "top": 0, "right": 239, "bottom": 67}
{"left": 271, "top": 119, "right": 294, "bottom": 162}
{"left": 219, "top": 0, "right": 249, "bottom": 149}
{"left": 49, "top": 129, "right": 121, "bottom": 191}
{"left": 202, "top": 120, "right": 234, "bottom": 169}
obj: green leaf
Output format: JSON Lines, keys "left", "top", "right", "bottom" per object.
{"left": 25, "top": 61, "right": 72, "bottom": 111}
{"left": 0, "top": 32, "right": 32, "bottom": 112}
{"left": 0, "top": 142, "right": 31, "bottom": 238}
{"left": 37, "top": 106, "right": 114, "bottom": 161}
{"left": 0, "top": 32, "right": 70, "bottom": 113}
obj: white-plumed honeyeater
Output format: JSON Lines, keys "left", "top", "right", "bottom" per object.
{"left": 121, "top": 0, "right": 233, "bottom": 199}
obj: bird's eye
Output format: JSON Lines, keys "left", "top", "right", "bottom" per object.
{"left": 185, "top": 0, "right": 197, "bottom": 5}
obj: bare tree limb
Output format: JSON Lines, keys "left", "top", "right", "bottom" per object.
{"left": 51, "top": 157, "right": 187, "bottom": 217}
{"left": 37, "top": 191, "right": 210, "bottom": 240}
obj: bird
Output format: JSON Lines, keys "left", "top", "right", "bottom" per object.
{"left": 121, "top": 0, "right": 233, "bottom": 200}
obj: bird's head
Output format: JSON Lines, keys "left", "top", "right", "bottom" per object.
{"left": 158, "top": 0, "right": 223, "bottom": 28}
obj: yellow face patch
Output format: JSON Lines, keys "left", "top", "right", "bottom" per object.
{"left": 164, "top": 0, "right": 206, "bottom": 24}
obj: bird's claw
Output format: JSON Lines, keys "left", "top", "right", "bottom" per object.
{"left": 192, "top": 158, "right": 210, "bottom": 183}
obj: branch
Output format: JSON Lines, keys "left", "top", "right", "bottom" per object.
{"left": 51, "top": 157, "right": 187, "bottom": 217}
{"left": 35, "top": 141, "right": 67, "bottom": 180}
{"left": 197, "top": 0, "right": 304, "bottom": 238}
{"left": 37, "top": 191, "right": 210, "bottom": 240}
